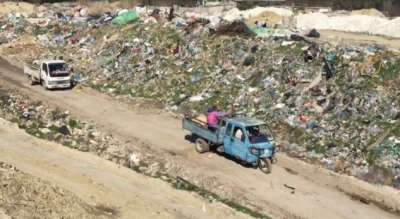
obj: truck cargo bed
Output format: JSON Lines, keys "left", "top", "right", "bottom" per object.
{"left": 182, "top": 117, "right": 220, "bottom": 144}
{"left": 23, "top": 62, "right": 40, "bottom": 80}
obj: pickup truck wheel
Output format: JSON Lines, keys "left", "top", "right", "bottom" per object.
{"left": 41, "top": 80, "right": 48, "bottom": 90}
{"left": 259, "top": 158, "right": 272, "bottom": 174}
{"left": 195, "top": 138, "right": 209, "bottom": 154}
{"left": 28, "top": 76, "right": 34, "bottom": 86}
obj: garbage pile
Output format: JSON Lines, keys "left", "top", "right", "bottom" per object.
{"left": 0, "top": 89, "right": 133, "bottom": 163}
{"left": 0, "top": 4, "right": 399, "bottom": 189}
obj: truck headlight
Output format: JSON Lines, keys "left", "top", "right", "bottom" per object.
{"left": 264, "top": 149, "right": 270, "bottom": 154}
{"left": 249, "top": 147, "right": 259, "bottom": 154}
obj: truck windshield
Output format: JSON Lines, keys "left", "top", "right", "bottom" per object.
{"left": 246, "top": 124, "right": 274, "bottom": 144}
{"left": 48, "top": 63, "right": 69, "bottom": 77}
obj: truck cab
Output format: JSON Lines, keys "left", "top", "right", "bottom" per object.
{"left": 40, "top": 60, "right": 72, "bottom": 89}
{"left": 222, "top": 117, "right": 275, "bottom": 167}
{"left": 182, "top": 115, "right": 277, "bottom": 174}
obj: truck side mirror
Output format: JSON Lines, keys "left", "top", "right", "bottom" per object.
{"left": 241, "top": 135, "right": 245, "bottom": 142}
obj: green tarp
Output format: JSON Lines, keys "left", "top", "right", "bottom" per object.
{"left": 246, "top": 25, "right": 292, "bottom": 36}
{"left": 247, "top": 27, "right": 274, "bottom": 35}
{"left": 112, "top": 11, "right": 139, "bottom": 24}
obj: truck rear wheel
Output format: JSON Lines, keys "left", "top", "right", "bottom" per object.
{"left": 28, "top": 75, "right": 34, "bottom": 86}
{"left": 41, "top": 80, "right": 48, "bottom": 90}
{"left": 195, "top": 138, "right": 209, "bottom": 154}
{"left": 259, "top": 158, "right": 272, "bottom": 174}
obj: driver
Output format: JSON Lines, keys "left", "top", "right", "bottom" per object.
{"left": 247, "top": 127, "right": 261, "bottom": 143}
{"left": 248, "top": 127, "right": 259, "bottom": 137}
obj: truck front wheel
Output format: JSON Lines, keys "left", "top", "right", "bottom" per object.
{"left": 195, "top": 138, "right": 209, "bottom": 154}
{"left": 259, "top": 158, "right": 272, "bottom": 174}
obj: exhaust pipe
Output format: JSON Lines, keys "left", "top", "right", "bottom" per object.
{"left": 305, "top": 43, "right": 319, "bottom": 62}
{"left": 306, "top": 52, "right": 314, "bottom": 62}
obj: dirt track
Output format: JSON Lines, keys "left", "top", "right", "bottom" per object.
{"left": 0, "top": 56, "right": 399, "bottom": 219}
{"left": 0, "top": 119, "right": 253, "bottom": 219}
{"left": 317, "top": 30, "right": 400, "bottom": 52}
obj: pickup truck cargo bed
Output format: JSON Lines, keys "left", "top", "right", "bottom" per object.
{"left": 23, "top": 62, "right": 40, "bottom": 80}
{"left": 182, "top": 117, "right": 220, "bottom": 144}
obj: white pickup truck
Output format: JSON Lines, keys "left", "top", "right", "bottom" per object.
{"left": 24, "top": 59, "right": 73, "bottom": 90}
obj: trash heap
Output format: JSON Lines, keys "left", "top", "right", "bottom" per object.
{"left": 0, "top": 4, "right": 399, "bottom": 189}
{"left": 0, "top": 89, "right": 135, "bottom": 165}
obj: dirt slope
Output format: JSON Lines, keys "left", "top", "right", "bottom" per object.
{"left": 0, "top": 119, "right": 253, "bottom": 219}
{"left": 0, "top": 162, "right": 110, "bottom": 219}
{"left": 0, "top": 57, "right": 399, "bottom": 219}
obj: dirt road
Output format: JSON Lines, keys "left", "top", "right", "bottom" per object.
{"left": 0, "top": 119, "right": 253, "bottom": 219}
{"left": 316, "top": 30, "right": 400, "bottom": 52}
{"left": 0, "top": 56, "right": 399, "bottom": 219}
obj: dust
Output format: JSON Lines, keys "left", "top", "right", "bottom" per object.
{"left": 245, "top": 11, "right": 283, "bottom": 27}
{"left": 0, "top": 161, "right": 111, "bottom": 219}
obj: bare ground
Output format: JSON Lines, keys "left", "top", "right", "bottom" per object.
{"left": 315, "top": 30, "right": 400, "bottom": 52}
{"left": 0, "top": 54, "right": 399, "bottom": 219}
{"left": 0, "top": 119, "right": 254, "bottom": 219}
{"left": 0, "top": 161, "right": 110, "bottom": 219}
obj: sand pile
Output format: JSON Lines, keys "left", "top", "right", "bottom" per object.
{"left": 223, "top": 7, "right": 293, "bottom": 22}
{"left": 295, "top": 12, "right": 400, "bottom": 38}
{"left": 0, "top": 2, "right": 46, "bottom": 15}
{"left": 350, "top": 8, "right": 385, "bottom": 18}
{"left": 15, "top": 34, "right": 37, "bottom": 45}
{"left": 199, "top": 7, "right": 293, "bottom": 29}
{"left": 245, "top": 11, "right": 284, "bottom": 27}
{"left": 0, "top": 34, "right": 49, "bottom": 60}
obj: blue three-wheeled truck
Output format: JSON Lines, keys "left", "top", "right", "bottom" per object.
{"left": 182, "top": 114, "right": 277, "bottom": 174}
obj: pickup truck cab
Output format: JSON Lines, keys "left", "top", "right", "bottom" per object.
{"left": 183, "top": 115, "right": 277, "bottom": 174}
{"left": 24, "top": 59, "right": 73, "bottom": 90}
